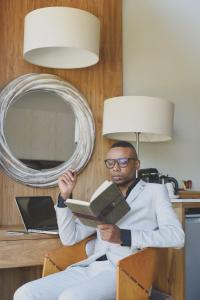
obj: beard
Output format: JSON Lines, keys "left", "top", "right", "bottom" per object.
{"left": 112, "top": 173, "right": 136, "bottom": 187}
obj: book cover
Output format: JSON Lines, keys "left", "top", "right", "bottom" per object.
{"left": 65, "top": 180, "right": 130, "bottom": 227}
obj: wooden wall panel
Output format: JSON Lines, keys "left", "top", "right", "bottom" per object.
{"left": 0, "top": 1, "right": 122, "bottom": 299}
{"left": 0, "top": 266, "right": 42, "bottom": 300}
{"left": 0, "top": 0, "right": 122, "bottom": 225}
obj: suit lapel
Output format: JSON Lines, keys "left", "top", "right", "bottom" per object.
{"left": 126, "top": 180, "right": 146, "bottom": 206}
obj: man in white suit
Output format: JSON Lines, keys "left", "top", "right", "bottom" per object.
{"left": 14, "top": 141, "right": 184, "bottom": 300}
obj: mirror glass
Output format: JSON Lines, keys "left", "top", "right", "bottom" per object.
{"left": 0, "top": 73, "right": 95, "bottom": 187}
{"left": 4, "top": 91, "right": 77, "bottom": 170}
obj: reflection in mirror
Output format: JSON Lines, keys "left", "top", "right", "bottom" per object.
{"left": 0, "top": 73, "right": 95, "bottom": 187}
{"left": 4, "top": 91, "right": 77, "bottom": 170}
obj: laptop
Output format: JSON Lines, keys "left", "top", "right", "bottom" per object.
{"left": 14, "top": 196, "right": 58, "bottom": 235}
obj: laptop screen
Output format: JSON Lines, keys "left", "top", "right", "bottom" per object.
{"left": 15, "top": 196, "right": 58, "bottom": 230}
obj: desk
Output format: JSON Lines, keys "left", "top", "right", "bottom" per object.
{"left": 0, "top": 226, "right": 61, "bottom": 300}
{"left": 0, "top": 226, "right": 61, "bottom": 268}
{"left": 153, "top": 197, "right": 200, "bottom": 300}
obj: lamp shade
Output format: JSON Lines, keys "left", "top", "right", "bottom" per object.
{"left": 23, "top": 7, "right": 100, "bottom": 69}
{"left": 102, "top": 96, "right": 174, "bottom": 142}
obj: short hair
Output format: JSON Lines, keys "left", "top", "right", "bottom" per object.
{"left": 111, "top": 140, "right": 134, "bottom": 149}
{"left": 111, "top": 141, "right": 138, "bottom": 158}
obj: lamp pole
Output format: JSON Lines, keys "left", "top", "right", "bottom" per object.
{"left": 135, "top": 132, "right": 140, "bottom": 178}
{"left": 135, "top": 132, "right": 140, "bottom": 159}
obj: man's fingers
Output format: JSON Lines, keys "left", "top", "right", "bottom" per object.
{"left": 98, "top": 224, "right": 114, "bottom": 230}
{"left": 68, "top": 170, "right": 76, "bottom": 181}
{"left": 61, "top": 172, "right": 75, "bottom": 184}
{"left": 60, "top": 175, "right": 71, "bottom": 185}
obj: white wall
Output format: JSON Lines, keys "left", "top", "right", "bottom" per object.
{"left": 123, "top": 0, "right": 200, "bottom": 189}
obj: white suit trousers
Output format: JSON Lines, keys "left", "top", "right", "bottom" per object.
{"left": 13, "top": 261, "right": 116, "bottom": 300}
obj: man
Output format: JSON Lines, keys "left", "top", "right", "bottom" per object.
{"left": 14, "top": 141, "right": 184, "bottom": 300}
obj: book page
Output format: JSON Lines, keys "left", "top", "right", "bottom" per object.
{"left": 65, "top": 199, "right": 90, "bottom": 206}
{"left": 90, "top": 180, "right": 112, "bottom": 202}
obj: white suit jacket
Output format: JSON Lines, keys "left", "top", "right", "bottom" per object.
{"left": 55, "top": 180, "right": 184, "bottom": 266}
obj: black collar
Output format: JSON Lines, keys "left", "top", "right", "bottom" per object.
{"left": 125, "top": 178, "right": 140, "bottom": 199}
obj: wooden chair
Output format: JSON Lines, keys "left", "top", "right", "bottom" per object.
{"left": 42, "top": 235, "right": 158, "bottom": 300}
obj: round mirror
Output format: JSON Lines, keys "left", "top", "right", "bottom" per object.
{"left": 0, "top": 73, "right": 95, "bottom": 187}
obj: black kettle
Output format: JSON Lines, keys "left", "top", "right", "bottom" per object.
{"left": 138, "top": 168, "right": 179, "bottom": 195}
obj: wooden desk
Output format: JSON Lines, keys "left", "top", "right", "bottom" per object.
{"left": 0, "top": 226, "right": 61, "bottom": 269}
{"left": 154, "top": 196, "right": 200, "bottom": 300}
{"left": 0, "top": 226, "right": 61, "bottom": 300}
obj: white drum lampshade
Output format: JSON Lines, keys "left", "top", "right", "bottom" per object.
{"left": 23, "top": 7, "right": 100, "bottom": 69}
{"left": 103, "top": 96, "right": 174, "bottom": 157}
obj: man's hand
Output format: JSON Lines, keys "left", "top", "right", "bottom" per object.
{"left": 98, "top": 224, "right": 122, "bottom": 244}
{"left": 58, "top": 170, "right": 77, "bottom": 200}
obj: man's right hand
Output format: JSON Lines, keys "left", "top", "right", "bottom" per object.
{"left": 58, "top": 170, "right": 77, "bottom": 200}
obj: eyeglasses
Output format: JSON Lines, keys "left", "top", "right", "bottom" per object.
{"left": 104, "top": 157, "right": 137, "bottom": 169}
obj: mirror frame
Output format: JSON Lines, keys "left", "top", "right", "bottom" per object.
{"left": 0, "top": 73, "right": 95, "bottom": 187}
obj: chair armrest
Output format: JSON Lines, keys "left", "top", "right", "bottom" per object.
{"left": 117, "top": 248, "right": 157, "bottom": 296}
{"left": 118, "top": 248, "right": 157, "bottom": 291}
{"left": 42, "top": 235, "right": 95, "bottom": 277}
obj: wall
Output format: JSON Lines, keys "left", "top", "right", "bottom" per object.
{"left": 123, "top": 0, "right": 200, "bottom": 189}
{"left": 0, "top": 0, "right": 122, "bottom": 226}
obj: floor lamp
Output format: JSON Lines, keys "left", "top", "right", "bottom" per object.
{"left": 102, "top": 96, "right": 174, "bottom": 176}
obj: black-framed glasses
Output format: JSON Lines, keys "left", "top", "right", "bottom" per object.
{"left": 104, "top": 157, "right": 137, "bottom": 169}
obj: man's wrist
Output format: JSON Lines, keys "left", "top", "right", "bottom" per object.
{"left": 57, "top": 194, "right": 67, "bottom": 208}
{"left": 60, "top": 192, "right": 69, "bottom": 200}
{"left": 120, "top": 229, "right": 131, "bottom": 247}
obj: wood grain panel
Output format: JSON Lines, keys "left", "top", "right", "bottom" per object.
{"left": 0, "top": 266, "right": 42, "bottom": 300}
{"left": 153, "top": 248, "right": 184, "bottom": 300}
{"left": 117, "top": 268, "right": 148, "bottom": 300}
{"left": 0, "top": 1, "right": 122, "bottom": 299}
{"left": 0, "top": 238, "right": 61, "bottom": 268}
{"left": 0, "top": 0, "right": 122, "bottom": 225}
{"left": 178, "top": 191, "right": 200, "bottom": 198}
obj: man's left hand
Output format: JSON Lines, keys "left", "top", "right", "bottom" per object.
{"left": 98, "top": 224, "right": 122, "bottom": 244}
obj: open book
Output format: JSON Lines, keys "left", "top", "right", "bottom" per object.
{"left": 65, "top": 180, "right": 130, "bottom": 227}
